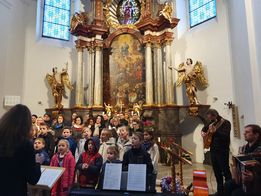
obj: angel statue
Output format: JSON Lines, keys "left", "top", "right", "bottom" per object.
{"left": 104, "top": 102, "right": 113, "bottom": 117}
{"left": 159, "top": 1, "right": 173, "bottom": 23}
{"left": 176, "top": 58, "right": 208, "bottom": 105}
{"left": 46, "top": 63, "right": 73, "bottom": 109}
{"left": 133, "top": 102, "right": 143, "bottom": 117}
{"left": 70, "top": 12, "right": 88, "bottom": 32}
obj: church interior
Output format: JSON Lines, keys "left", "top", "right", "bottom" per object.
{"left": 0, "top": 0, "right": 261, "bottom": 195}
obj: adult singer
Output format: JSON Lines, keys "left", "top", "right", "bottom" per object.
{"left": 0, "top": 104, "right": 42, "bottom": 196}
{"left": 201, "top": 109, "right": 232, "bottom": 196}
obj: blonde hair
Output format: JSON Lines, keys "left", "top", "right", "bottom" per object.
{"left": 58, "top": 139, "right": 70, "bottom": 150}
{"left": 107, "top": 145, "right": 119, "bottom": 159}
{"left": 34, "top": 138, "right": 45, "bottom": 146}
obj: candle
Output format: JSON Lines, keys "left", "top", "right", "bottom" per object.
{"left": 158, "top": 137, "right": 161, "bottom": 143}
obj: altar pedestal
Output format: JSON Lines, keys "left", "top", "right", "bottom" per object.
{"left": 143, "top": 105, "right": 181, "bottom": 144}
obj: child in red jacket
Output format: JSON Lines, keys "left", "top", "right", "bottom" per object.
{"left": 50, "top": 139, "right": 76, "bottom": 196}
{"left": 76, "top": 137, "right": 103, "bottom": 188}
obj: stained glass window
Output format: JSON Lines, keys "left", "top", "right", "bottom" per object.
{"left": 42, "top": 0, "right": 71, "bottom": 41}
{"left": 117, "top": 0, "right": 141, "bottom": 25}
{"left": 189, "top": 0, "right": 216, "bottom": 28}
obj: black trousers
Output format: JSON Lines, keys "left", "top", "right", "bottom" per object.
{"left": 210, "top": 150, "right": 232, "bottom": 192}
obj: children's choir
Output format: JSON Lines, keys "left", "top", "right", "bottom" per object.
{"left": 31, "top": 111, "right": 160, "bottom": 195}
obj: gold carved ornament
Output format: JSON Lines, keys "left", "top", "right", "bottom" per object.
{"left": 159, "top": 1, "right": 173, "bottom": 23}
{"left": 176, "top": 59, "right": 208, "bottom": 106}
{"left": 46, "top": 63, "right": 73, "bottom": 109}
{"left": 70, "top": 12, "right": 89, "bottom": 32}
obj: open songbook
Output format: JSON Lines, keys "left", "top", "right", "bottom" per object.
{"left": 28, "top": 166, "right": 65, "bottom": 190}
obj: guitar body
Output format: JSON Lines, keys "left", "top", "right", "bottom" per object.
{"left": 203, "top": 119, "right": 224, "bottom": 149}
{"left": 203, "top": 132, "right": 213, "bottom": 149}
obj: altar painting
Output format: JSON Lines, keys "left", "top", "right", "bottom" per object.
{"left": 109, "top": 34, "right": 145, "bottom": 108}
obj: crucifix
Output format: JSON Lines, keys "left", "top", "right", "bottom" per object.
{"left": 119, "top": 101, "right": 124, "bottom": 113}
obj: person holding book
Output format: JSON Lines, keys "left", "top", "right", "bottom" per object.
{"left": 122, "top": 131, "right": 153, "bottom": 190}
{"left": 76, "top": 137, "right": 103, "bottom": 188}
{"left": 50, "top": 139, "right": 76, "bottom": 196}
{"left": 97, "top": 146, "right": 122, "bottom": 189}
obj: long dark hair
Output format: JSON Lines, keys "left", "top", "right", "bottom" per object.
{"left": 0, "top": 104, "right": 32, "bottom": 157}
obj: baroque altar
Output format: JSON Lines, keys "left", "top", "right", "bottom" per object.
{"left": 47, "top": 0, "right": 210, "bottom": 144}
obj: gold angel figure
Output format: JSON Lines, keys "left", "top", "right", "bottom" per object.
{"left": 70, "top": 12, "right": 88, "bottom": 32}
{"left": 104, "top": 103, "right": 113, "bottom": 117}
{"left": 176, "top": 58, "right": 208, "bottom": 105}
{"left": 133, "top": 102, "right": 143, "bottom": 117}
{"left": 46, "top": 63, "right": 73, "bottom": 109}
{"left": 159, "top": 1, "right": 173, "bottom": 23}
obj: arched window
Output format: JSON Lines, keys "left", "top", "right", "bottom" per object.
{"left": 42, "top": 0, "right": 71, "bottom": 41}
{"left": 189, "top": 0, "right": 216, "bottom": 28}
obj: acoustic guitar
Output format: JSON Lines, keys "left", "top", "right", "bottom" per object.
{"left": 203, "top": 118, "right": 224, "bottom": 149}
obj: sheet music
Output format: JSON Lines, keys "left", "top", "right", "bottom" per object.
{"left": 103, "top": 163, "right": 122, "bottom": 190}
{"left": 127, "top": 164, "right": 146, "bottom": 191}
{"left": 37, "top": 166, "right": 64, "bottom": 188}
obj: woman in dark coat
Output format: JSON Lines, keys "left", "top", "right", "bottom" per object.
{"left": 0, "top": 104, "right": 42, "bottom": 196}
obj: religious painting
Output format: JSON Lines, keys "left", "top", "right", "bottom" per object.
{"left": 109, "top": 34, "right": 145, "bottom": 108}
{"left": 117, "top": 0, "right": 141, "bottom": 25}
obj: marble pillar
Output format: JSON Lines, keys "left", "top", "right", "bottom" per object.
{"left": 93, "top": 46, "right": 103, "bottom": 106}
{"left": 145, "top": 42, "right": 153, "bottom": 105}
{"left": 86, "top": 47, "right": 94, "bottom": 106}
{"left": 156, "top": 43, "right": 164, "bottom": 105}
{"left": 153, "top": 44, "right": 158, "bottom": 104}
{"left": 165, "top": 41, "right": 174, "bottom": 104}
{"left": 75, "top": 46, "right": 84, "bottom": 107}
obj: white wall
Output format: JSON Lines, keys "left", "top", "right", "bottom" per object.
{"left": 0, "top": 0, "right": 80, "bottom": 117}
{"left": 173, "top": 0, "right": 247, "bottom": 162}
{"left": 0, "top": 0, "right": 28, "bottom": 115}
{"left": 22, "top": 0, "right": 77, "bottom": 116}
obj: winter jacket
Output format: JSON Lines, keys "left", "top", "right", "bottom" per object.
{"left": 50, "top": 151, "right": 76, "bottom": 196}
{"left": 76, "top": 137, "right": 103, "bottom": 188}
{"left": 35, "top": 149, "right": 50, "bottom": 165}
{"left": 117, "top": 137, "right": 132, "bottom": 161}
{"left": 39, "top": 132, "right": 55, "bottom": 158}
{"left": 99, "top": 137, "right": 116, "bottom": 163}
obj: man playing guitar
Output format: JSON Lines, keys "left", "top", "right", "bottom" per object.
{"left": 201, "top": 109, "right": 232, "bottom": 196}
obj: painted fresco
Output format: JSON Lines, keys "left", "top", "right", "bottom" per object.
{"left": 109, "top": 34, "right": 145, "bottom": 108}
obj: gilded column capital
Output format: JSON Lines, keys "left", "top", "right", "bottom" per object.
{"left": 154, "top": 42, "right": 162, "bottom": 49}
{"left": 163, "top": 40, "right": 173, "bottom": 46}
{"left": 76, "top": 46, "right": 84, "bottom": 52}
{"left": 145, "top": 42, "right": 152, "bottom": 48}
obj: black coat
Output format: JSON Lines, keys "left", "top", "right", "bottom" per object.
{"left": 0, "top": 140, "right": 41, "bottom": 196}
{"left": 202, "top": 116, "right": 231, "bottom": 151}
{"left": 122, "top": 147, "right": 153, "bottom": 174}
